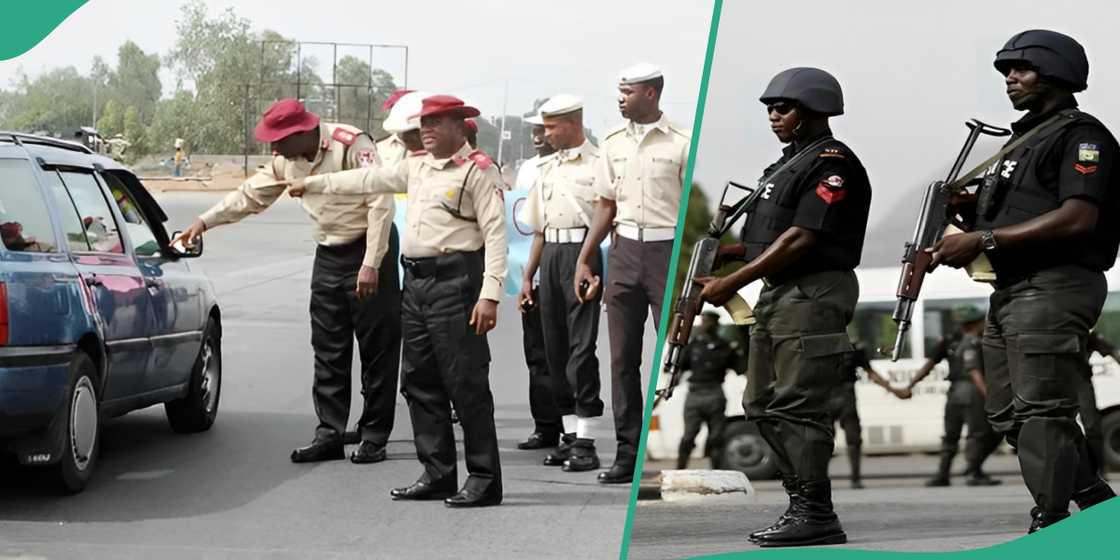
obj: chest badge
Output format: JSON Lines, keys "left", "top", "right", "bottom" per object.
{"left": 761, "top": 183, "right": 775, "bottom": 199}
{"left": 1000, "top": 160, "right": 1018, "bottom": 179}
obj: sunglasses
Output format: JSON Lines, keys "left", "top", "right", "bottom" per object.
{"left": 766, "top": 103, "right": 796, "bottom": 116}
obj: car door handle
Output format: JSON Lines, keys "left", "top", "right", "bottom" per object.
{"left": 83, "top": 276, "right": 103, "bottom": 287}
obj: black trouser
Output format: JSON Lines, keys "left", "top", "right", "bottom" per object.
{"left": 539, "top": 242, "right": 603, "bottom": 419}
{"left": 309, "top": 228, "right": 401, "bottom": 444}
{"left": 745, "top": 270, "right": 858, "bottom": 485}
{"left": 605, "top": 236, "right": 672, "bottom": 467}
{"left": 521, "top": 287, "right": 564, "bottom": 435}
{"left": 400, "top": 250, "right": 500, "bottom": 493}
{"left": 827, "top": 382, "right": 862, "bottom": 448}
{"left": 936, "top": 381, "right": 1002, "bottom": 477}
{"left": 678, "top": 385, "right": 726, "bottom": 469}
{"left": 983, "top": 265, "right": 1106, "bottom": 512}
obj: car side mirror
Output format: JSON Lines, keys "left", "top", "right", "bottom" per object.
{"left": 168, "top": 230, "right": 203, "bottom": 259}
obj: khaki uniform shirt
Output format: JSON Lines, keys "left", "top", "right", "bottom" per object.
{"left": 376, "top": 134, "right": 409, "bottom": 167}
{"left": 199, "top": 122, "right": 394, "bottom": 268}
{"left": 303, "top": 142, "right": 508, "bottom": 302}
{"left": 596, "top": 113, "right": 691, "bottom": 228}
{"left": 524, "top": 140, "right": 600, "bottom": 232}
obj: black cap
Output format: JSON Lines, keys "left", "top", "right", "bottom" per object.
{"left": 994, "top": 29, "right": 1088, "bottom": 92}
{"left": 760, "top": 67, "right": 844, "bottom": 116}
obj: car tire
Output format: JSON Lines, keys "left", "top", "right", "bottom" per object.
{"left": 50, "top": 353, "right": 101, "bottom": 494}
{"left": 719, "top": 419, "right": 779, "bottom": 480}
{"left": 1102, "top": 409, "right": 1120, "bottom": 472}
{"left": 165, "top": 318, "right": 221, "bottom": 433}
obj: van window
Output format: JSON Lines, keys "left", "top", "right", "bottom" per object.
{"left": 922, "top": 297, "right": 989, "bottom": 356}
{"left": 850, "top": 301, "right": 909, "bottom": 359}
{"left": 0, "top": 159, "right": 58, "bottom": 253}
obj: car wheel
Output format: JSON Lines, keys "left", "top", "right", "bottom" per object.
{"left": 165, "top": 318, "right": 221, "bottom": 433}
{"left": 51, "top": 353, "right": 100, "bottom": 494}
{"left": 719, "top": 419, "right": 779, "bottom": 480}
{"left": 1103, "top": 409, "right": 1120, "bottom": 472}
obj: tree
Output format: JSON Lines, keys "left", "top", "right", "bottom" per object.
{"left": 148, "top": 90, "right": 197, "bottom": 156}
{"left": 1, "top": 67, "right": 94, "bottom": 134}
{"left": 96, "top": 99, "right": 123, "bottom": 137}
{"left": 107, "top": 41, "right": 161, "bottom": 123}
{"left": 122, "top": 105, "right": 145, "bottom": 157}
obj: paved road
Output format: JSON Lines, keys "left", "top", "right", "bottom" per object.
{"left": 629, "top": 453, "right": 1118, "bottom": 559}
{"left": 0, "top": 191, "right": 656, "bottom": 559}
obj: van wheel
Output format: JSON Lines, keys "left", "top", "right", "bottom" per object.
{"left": 719, "top": 420, "right": 779, "bottom": 480}
{"left": 165, "top": 319, "right": 221, "bottom": 433}
{"left": 1102, "top": 409, "right": 1120, "bottom": 472}
{"left": 51, "top": 353, "right": 100, "bottom": 494}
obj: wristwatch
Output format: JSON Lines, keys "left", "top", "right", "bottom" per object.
{"left": 979, "top": 230, "right": 998, "bottom": 252}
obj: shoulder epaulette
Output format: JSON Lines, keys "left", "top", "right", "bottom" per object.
{"left": 468, "top": 149, "right": 493, "bottom": 170}
{"left": 603, "top": 123, "right": 627, "bottom": 139}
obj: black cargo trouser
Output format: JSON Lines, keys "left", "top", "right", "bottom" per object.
{"left": 827, "top": 382, "right": 862, "bottom": 448}
{"left": 1077, "top": 368, "right": 1105, "bottom": 475}
{"left": 539, "top": 242, "right": 604, "bottom": 419}
{"left": 400, "top": 250, "right": 500, "bottom": 493}
{"left": 521, "top": 289, "right": 564, "bottom": 435}
{"left": 939, "top": 381, "right": 1001, "bottom": 474}
{"left": 605, "top": 236, "right": 672, "bottom": 468}
{"left": 745, "top": 270, "right": 858, "bottom": 484}
{"left": 309, "top": 227, "right": 401, "bottom": 445}
{"left": 983, "top": 265, "right": 1106, "bottom": 512}
{"left": 678, "top": 385, "right": 726, "bottom": 468}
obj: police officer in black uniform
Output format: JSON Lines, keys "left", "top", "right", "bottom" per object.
{"left": 676, "top": 311, "right": 742, "bottom": 469}
{"left": 903, "top": 306, "right": 1002, "bottom": 487}
{"left": 828, "top": 340, "right": 902, "bottom": 489}
{"left": 929, "top": 29, "right": 1118, "bottom": 532}
{"left": 1082, "top": 331, "right": 1119, "bottom": 476}
{"left": 697, "top": 67, "right": 871, "bottom": 547}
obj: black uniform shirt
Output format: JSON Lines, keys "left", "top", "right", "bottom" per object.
{"left": 929, "top": 333, "right": 982, "bottom": 383}
{"left": 680, "top": 330, "right": 740, "bottom": 387}
{"left": 976, "top": 99, "right": 1120, "bottom": 277}
{"left": 741, "top": 129, "right": 872, "bottom": 281}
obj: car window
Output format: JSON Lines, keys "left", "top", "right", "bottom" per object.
{"left": 102, "top": 173, "right": 160, "bottom": 257}
{"left": 850, "top": 301, "right": 910, "bottom": 359}
{"left": 0, "top": 158, "right": 58, "bottom": 253}
{"left": 59, "top": 171, "right": 124, "bottom": 254}
{"left": 39, "top": 170, "right": 93, "bottom": 253}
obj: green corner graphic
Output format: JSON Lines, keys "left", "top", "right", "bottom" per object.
{"left": 0, "top": 1, "right": 88, "bottom": 61}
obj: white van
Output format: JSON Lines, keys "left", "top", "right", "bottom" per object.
{"left": 646, "top": 265, "right": 1120, "bottom": 479}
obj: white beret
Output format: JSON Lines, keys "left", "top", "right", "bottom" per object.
{"left": 618, "top": 62, "right": 663, "bottom": 85}
{"left": 539, "top": 94, "right": 583, "bottom": 117}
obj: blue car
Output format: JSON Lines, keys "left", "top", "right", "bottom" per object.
{"left": 0, "top": 132, "right": 221, "bottom": 493}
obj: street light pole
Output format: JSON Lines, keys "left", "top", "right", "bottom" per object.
{"left": 497, "top": 80, "right": 508, "bottom": 164}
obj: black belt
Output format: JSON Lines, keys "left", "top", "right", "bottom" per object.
{"left": 400, "top": 251, "right": 479, "bottom": 279}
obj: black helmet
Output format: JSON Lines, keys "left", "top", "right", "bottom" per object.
{"left": 759, "top": 67, "right": 844, "bottom": 116}
{"left": 994, "top": 29, "right": 1088, "bottom": 92}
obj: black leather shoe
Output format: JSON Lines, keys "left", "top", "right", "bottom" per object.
{"left": 290, "top": 438, "right": 344, "bottom": 463}
{"left": 1072, "top": 478, "right": 1116, "bottom": 511}
{"left": 517, "top": 432, "right": 560, "bottom": 450}
{"left": 925, "top": 476, "right": 950, "bottom": 487}
{"left": 755, "top": 480, "right": 846, "bottom": 547}
{"left": 563, "top": 452, "right": 600, "bottom": 472}
{"left": 965, "top": 473, "right": 1001, "bottom": 486}
{"left": 444, "top": 486, "right": 503, "bottom": 508}
{"left": 748, "top": 476, "right": 801, "bottom": 542}
{"left": 343, "top": 430, "right": 361, "bottom": 445}
{"left": 390, "top": 480, "right": 457, "bottom": 501}
{"left": 350, "top": 441, "right": 387, "bottom": 464}
{"left": 544, "top": 434, "right": 576, "bottom": 466}
{"left": 597, "top": 463, "right": 634, "bottom": 484}
{"left": 1028, "top": 507, "right": 1070, "bottom": 533}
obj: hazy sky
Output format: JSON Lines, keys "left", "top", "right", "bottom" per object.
{"left": 0, "top": 0, "right": 715, "bottom": 137}
{"left": 692, "top": 0, "right": 1120, "bottom": 240}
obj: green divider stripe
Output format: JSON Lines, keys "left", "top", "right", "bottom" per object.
{"left": 0, "top": 2, "right": 88, "bottom": 61}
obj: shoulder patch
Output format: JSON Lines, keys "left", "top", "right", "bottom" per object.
{"left": 667, "top": 122, "right": 691, "bottom": 139}
{"left": 468, "top": 149, "right": 493, "bottom": 170}
{"left": 332, "top": 127, "right": 358, "bottom": 146}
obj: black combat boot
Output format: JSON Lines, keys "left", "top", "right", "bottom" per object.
{"left": 755, "top": 480, "right": 847, "bottom": 547}
{"left": 1028, "top": 507, "right": 1070, "bottom": 533}
{"left": 748, "top": 474, "right": 801, "bottom": 542}
{"left": 926, "top": 447, "right": 955, "bottom": 487}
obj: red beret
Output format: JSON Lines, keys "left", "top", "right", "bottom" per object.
{"left": 415, "top": 95, "right": 481, "bottom": 120}
{"left": 254, "top": 98, "right": 320, "bottom": 143}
